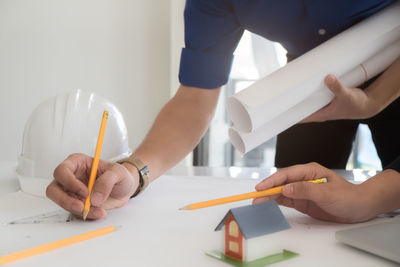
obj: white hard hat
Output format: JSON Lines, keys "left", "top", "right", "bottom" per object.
{"left": 16, "top": 89, "right": 132, "bottom": 197}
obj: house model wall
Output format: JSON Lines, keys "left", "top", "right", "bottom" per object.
{"left": 215, "top": 200, "right": 290, "bottom": 262}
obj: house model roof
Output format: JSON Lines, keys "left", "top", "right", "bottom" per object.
{"left": 215, "top": 200, "right": 290, "bottom": 239}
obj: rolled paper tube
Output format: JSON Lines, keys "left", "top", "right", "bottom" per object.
{"left": 227, "top": 2, "right": 400, "bottom": 133}
{"left": 229, "top": 40, "right": 400, "bottom": 154}
{"left": 229, "top": 90, "right": 334, "bottom": 154}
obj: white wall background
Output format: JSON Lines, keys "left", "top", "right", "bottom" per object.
{"left": 0, "top": 0, "right": 186, "bottom": 162}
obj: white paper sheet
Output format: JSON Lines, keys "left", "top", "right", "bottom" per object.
{"left": 0, "top": 175, "right": 397, "bottom": 267}
{"left": 227, "top": 2, "right": 400, "bottom": 138}
{"left": 229, "top": 40, "right": 400, "bottom": 153}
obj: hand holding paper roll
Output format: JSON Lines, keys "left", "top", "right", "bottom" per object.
{"left": 227, "top": 2, "right": 400, "bottom": 154}
{"left": 302, "top": 55, "right": 400, "bottom": 123}
{"left": 301, "top": 74, "right": 378, "bottom": 123}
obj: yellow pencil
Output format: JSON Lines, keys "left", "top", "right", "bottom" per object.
{"left": 179, "top": 178, "right": 327, "bottom": 210}
{"left": 83, "top": 110, "right": 109, "bottom": 220}
{"left": 0, "top": 226, "right": 117, "bottom": 265}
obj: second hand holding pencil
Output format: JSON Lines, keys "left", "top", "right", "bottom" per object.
{"left": 179, "top": 178, "right": 327, "bottom": 211}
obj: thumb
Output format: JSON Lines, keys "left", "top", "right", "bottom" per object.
{"left": 325, "top": 74, "right": 346, "bottom": 96}
{"left": 282, "top": 182, "right": 324, "bottom": 202}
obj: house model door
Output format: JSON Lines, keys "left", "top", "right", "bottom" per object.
{"left": 224, "top": 215, "right": 243, "bottom": 261}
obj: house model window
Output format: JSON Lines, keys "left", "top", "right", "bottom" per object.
{"left": 214, "top": 200, "right": 291, "bottom": 262}
{"left": 229, "top": 221, "right": 239, "bottom": 237}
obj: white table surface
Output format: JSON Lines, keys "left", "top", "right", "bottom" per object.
{"left": 0, "top": 162, "right": 398, "bottom": 267}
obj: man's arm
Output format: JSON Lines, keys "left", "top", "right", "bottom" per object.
{"left": 48, "top": 0, "right": 241, "bottom": 219}
{"left": 47, "top": 85, "right": 221, "bottom": 219}
{"left": 129, "top": 85, "right": 221, "bottom": 181}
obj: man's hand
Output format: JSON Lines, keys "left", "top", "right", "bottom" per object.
{"left": 302, "top": 75, "right": 378, "bottom": 123}
{"left": 46, "top": 153, "right": 139, "bottom": 220}
{"left": 253, "top": 162, "right": 376, "bottom": 223}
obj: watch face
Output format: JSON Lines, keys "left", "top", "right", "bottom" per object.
{"left": 140, "top": 166, "right": 149, "bottom": 176}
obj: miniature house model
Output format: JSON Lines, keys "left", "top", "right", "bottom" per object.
{"left": 215, "top": 201, "right": 290, "bottom": 262}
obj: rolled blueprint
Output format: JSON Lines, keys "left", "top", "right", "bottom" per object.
{"left": 227, "top": 1, "right": 400, "bottom": 134}
{"left": 229, "top": 40, "right": 400, "bottom": 154}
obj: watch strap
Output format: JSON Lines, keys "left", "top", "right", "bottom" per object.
{"left": 117, "top": 157, "right": 149, "bottom": 198}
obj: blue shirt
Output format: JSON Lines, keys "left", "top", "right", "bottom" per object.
{"left": 179, "top": 0, "right": 396, "bottom": 89}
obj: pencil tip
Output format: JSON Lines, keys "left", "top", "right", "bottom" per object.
{"left": 82, "top": 210, "right": 89, "bottom": 221}
{"left": 179, "top": 205, "right": 190, "bottom": 211}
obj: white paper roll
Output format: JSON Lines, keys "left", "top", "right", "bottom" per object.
{"left": 227, "top": 2, "right": 400, "bottom": 133}
{"left": 229, "top": 40, "right": 400, "bottom": 154}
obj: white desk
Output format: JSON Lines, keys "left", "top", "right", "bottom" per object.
{"left": 0, "top": 162, "right": 397, "bottom": 267}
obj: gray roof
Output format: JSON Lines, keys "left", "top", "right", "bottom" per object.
{"left": 214, "top": 200, "right": 290, "bottom": 239}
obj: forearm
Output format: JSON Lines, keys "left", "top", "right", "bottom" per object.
{"left": 131, "top": 85, "right": 220, "bottom": 181}
{"left": 360, "top": 169, "right": 400, "bottom": 217}
{"left": 365, "top": 56, "right": 400, "bottom": 115}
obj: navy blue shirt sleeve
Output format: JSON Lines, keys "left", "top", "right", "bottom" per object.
{"left": 179, "top": 0, "right": 244, "bottom": 89}
{"left": 384, "top": 155, "right": 400, "bottom": 173}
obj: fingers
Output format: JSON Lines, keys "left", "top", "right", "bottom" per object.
{"left": 325, "top": 74, "right": 347, "bottom": 96}
{"left": 90, "top": 163, "right": 136, "bottom": 206}
{"left": 90, "top": 169, "right": 119, "bottom": 206}
{"left": 53, "top": 160, "right": 88, "bottom": 198}
{"left": 300, "top": 75, "right": 347, "bottom": 123}
{"left": 48, "top": 154, "right": 90, "bottom": 215}
{"left": 47, "top": 180, "right": 83, "bottom": 213}
{"left": 84, "top": 207, "right": 107, "bottom": 220}
{"left": 255, "top": 162, "right": 332, "bottom": 191}
{"left": 252, "top": 195, "right": 278, "bottom": 204}
{"left": 254, "top": 183, "right": 324, "bottom": 211}
{"left": 281, "top": 181, "right": 326, "bottom": 203}
{"left": 48, "top": 154, "right": 111, "bottom": 220}
{"left": 48, "top": 153, "right": 137, "bottom": 220}
{"left": 46, "top": 181, "right": 106, "bottom": 220}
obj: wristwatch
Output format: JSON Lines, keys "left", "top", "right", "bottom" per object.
{"left": 117, "top": 157, "right": 149, "bottom": 198}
